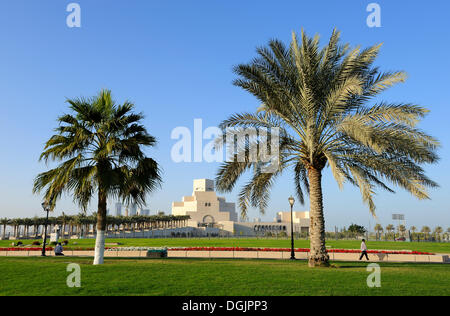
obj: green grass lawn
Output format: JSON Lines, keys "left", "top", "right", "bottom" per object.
{"left": 2, "top": 238, "right": 450, "bottom": 253}
{"left": 0, "top": 257, "right": 448, "bottom": 296}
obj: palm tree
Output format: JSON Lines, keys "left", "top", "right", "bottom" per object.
{"left": 410, "top": 225, "right": 417, "bottom": 240}
{"left": 33, "top": 90, "right": 162, "bottom": 265}
{"left": 374, "top": 223, "right": 383, "bottom": 239}
{"left": 22, "top": 218, "right": 33, "bottom": 239}
{"left": 59, "top": 212, "right": 68, "bottom": 238}
{"left": 398, "top": 225, "right": 406, "bottom": 237}
{"left": 421, "top": 226, "right": 431, "bottom": 240}
{"left": 386, "top": 224, "right": 395, "bottom": 239}
{"left": 74, "top": 214, "right": 86, "bottom": 237}
{"left": 0, "top": 218, "right": 10, "bottom": 239}
{"left": 10, "top": 219, "right": 20, "bottom": 238}
{"left": 215, "top": 29, "right": 439, "bottom": 267}
{"left": 434, "top": 226, "right": 443, "bottom": 240}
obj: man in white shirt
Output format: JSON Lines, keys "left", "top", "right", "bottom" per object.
{"left": 359, "top": 239, "right": 369, "bottom": 261}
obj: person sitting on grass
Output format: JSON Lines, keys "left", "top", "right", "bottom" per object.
{"left": 359, "top": 239, "right": 369, "bottom": 261}
{"left": 54, "top": 242, "right": 64, "bottom": 256}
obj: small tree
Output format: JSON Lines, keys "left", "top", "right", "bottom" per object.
{"left": 347, "top": 224, "right": 367, "bottom": 237}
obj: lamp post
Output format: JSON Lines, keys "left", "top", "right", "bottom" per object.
{"left": 41, "top": 200, "right": 52, "bottom": 257}
{"left": 288, "top": 196, "right": 295, "bottom": 260}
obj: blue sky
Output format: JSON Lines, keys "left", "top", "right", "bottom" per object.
{"left": 0, "top": 0, "right": 449, "bottom": 231}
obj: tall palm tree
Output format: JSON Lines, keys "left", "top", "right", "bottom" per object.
{"left": 434, "top": 226, "right": 443, "bottom": 240}
{"left": 398, "top": 225, "right": 406, "bottom": 237}
{"left": 374, "top": 223, "right": 383, "bottom": 239}
{"left": 386, "top": 224, "right": 395, "bottom": 236}
{"left": 410, "top": 226, "right": 417, "bottom": 239}
{"left": 0, "top": 218, "right": 10, "bottom": 239}
{"left": 74, "top": 214, "right": 86, "bottom": 237}
{"left": 23, "top": 218, "right": 33, "bottom": 239}
{"left": 215, "top": 29, "right": 439, "bottom": 267}
{"left": 60, "top": 212, "right": 68, "bottom": 238}
{"left": 11, "top": 219, "right": 20, "bottom": 238}
{"left": 421, "top": 226, "right": 431, "bottom": 240}
{"left": 33, "top": 90, "right": 162, "bottom": 265}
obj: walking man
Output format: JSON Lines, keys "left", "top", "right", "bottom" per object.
{"left": 359, "top": 239, "right": 369, "bottom": 261}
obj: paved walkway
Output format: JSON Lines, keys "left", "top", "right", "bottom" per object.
{"left": 0, "top": 250, "right": 448, "bottom": 263}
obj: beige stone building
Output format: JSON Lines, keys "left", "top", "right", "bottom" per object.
{"left": 172, "top": 179, "right": 237, "bottom": 234}
{"left": 171, "top": 179, "right": 310, "bottom": 236}
{"left": 233, "top": 214, "right": 309, "bottom": 236}
{"left": 276, "top": 211, "right": 309, "bottom": 226}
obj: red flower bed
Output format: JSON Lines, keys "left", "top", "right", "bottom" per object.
{"left": 0, "top": 247, "right": 53, "bottom": 251}
{"left": 0, "top": 247, "right": 105, "bottom": 251}
{"left": 169, "top": 247, "right": 434, "bottom": 255}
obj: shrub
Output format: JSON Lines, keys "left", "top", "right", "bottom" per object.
{"left": 62, "top": 240, "right": 69, "bottom": 245}
{"left": 32, "top": 241, "right": 41, "bottom": 246}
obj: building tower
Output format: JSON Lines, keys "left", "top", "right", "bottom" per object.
{"left": 115, "top": 202, "right": 122, "bottom": 217}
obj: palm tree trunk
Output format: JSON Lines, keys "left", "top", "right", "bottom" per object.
{"left": 94, "top": 191, "right": 107, "bottom": 265}
{"left": 307, "top": 167, "right": 330, "bottom": 267}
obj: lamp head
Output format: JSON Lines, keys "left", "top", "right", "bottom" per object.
{"left": 288, "top": 196, "right": 295, "bottom": 207}
{"left": 41, "top": 198, "right": 53, "bottom": 212}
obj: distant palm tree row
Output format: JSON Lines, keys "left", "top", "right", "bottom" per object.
{"left": 373, "top": 224, "right": 449, "bottom": 241}
{"left": 0, "top": 214, "right": 190, "bottom": 240}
